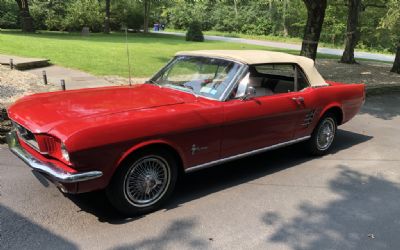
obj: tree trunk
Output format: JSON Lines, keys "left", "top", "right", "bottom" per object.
{"left": 233, "top": 0, "right": 238, "bottom": 17}
{"left": 391, "top": 40, "right": 400, "bottom": 74}
{"left": 340, "top": 0, "right": 361, "bottom": 64}
{"left": 143, "top": 0, "right": 150, "bottom": 33}
{"left": 15, "top": 0, "right": 35, "bottom": 32}
{"left": 282, "top": 0, "right": 288, "bottom": 36}
{"left": 300, "top": 0, "right": 327, "bottom": 61}
{"left": 104, "top": 0, "right": 111, "bottom": 33}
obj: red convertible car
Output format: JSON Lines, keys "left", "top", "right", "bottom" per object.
{"left": 7, "top": 50, "right": 365, "bottom": 215}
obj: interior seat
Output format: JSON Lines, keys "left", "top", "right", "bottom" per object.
{"left": 248, "top": 77, "right": 274, "bottom": 97}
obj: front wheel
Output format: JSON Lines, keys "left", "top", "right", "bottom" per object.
{"left": 307, "top": 114, "right": 337, "bottom": 156}
{"left": 106, "top": 149, "right": 178, "bottom": 216}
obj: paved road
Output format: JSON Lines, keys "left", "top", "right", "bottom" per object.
{"left": 1, "top": 93, "right": 400, "bottom": 249}
{"left": 158, "top": 31, "right": 396, "bottom": 62}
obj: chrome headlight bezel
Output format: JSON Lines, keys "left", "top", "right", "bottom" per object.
{"left": 61, "top": 143, "right": 70, "bottom": 162}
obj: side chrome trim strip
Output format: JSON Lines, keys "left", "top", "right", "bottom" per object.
{"left": 185, "top": 136, "right": 311, "bottom": 173}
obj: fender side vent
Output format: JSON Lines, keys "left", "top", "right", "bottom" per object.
{"left": 301, "top": 110, "right": 316, "bottom": 127}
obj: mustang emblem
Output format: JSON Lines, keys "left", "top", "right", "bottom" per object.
{"left": 191, "top": 144, "right": 208, "bottom": 155}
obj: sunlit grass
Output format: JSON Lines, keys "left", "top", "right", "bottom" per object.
{"left": 0, "top": 30, "right": 342, "bottom": 77}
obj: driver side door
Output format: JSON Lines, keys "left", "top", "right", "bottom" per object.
{"left": 221, "top": 94, "right": 300, "bottom": 158}
{"left": 221, "top": 63, "right": 308, "bottom": 158}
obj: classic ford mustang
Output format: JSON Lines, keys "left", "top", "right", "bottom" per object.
{"left": 7, "top": 50, "right": 365, "bottom": 215}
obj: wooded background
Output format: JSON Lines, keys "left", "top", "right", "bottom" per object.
{"left": 1, "top": 0, "right": 399, "bottom": 72}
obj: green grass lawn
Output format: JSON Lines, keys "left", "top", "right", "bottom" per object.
{"left": 0, "top": 30, "right": 340, "bottom": 77}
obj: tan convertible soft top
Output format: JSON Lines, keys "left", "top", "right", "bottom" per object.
{"left": 176, "top": 50, "right": 328, "bottom": 87}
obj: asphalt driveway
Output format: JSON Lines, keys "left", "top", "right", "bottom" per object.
{"left": 1, "top": 93, "right": 400, "bottom": 250}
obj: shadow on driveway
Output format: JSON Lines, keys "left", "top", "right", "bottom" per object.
{"left": 113, "top": 217, "right": 210, "bottom": 250}
{"left": 0, "top": 205, "right": 77, "bottom": 249}
{"left": 263, "top": 165, "right": 400, "bottom": 249}
{"left": 360, "top": 93, "right": 400, "bottom": 120}
{"left": 65, "top": 129, "right": 372, "bottom": 224}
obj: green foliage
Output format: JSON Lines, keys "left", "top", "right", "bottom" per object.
{"left": 110, "top": 0, "right": 144, "bottom": 30}
{"left": 27, "top": 0, "right": 144, "bottom": 32}
{"left": 30, "top": 0, "right": 68, "bottom": 30}
{"left": 167, "top": 0, "right": 288, "bottom": 36}
{"left": 210, "top": 4, "right": 237, "bottom": 33}
{"left": 186, "top": 21, "right": 204, "bottom": 42}
{"left": 283, "top": 0, "right": 307, "bottom": 37}
{"left": 164, "top": 0, "right": 399, "bottom": 52}
{"left": 321, "top": 3, "right": 347, "bottom": 45}
{"left": 27, "top": 0, "right": 105, "bottom": 32}
{"left": 0, "top": 0, "right": 19, "bottom": 29}
{"left": 211, "top": 2, "right": 274, "bottom": 35}
{"left": 167, "top": 0, "right": 214, "bottom": 30}
{"left": 380, "top": 0, "right": 400, "bottom": 32}
{"left": 0, "top": 0, "right": 398, "bottom": 53}
{"left": 62, "top": 0, "right": 105, "bottom": 32}
{"left": 239, "top": 3, "right": 274, "bottom": 35}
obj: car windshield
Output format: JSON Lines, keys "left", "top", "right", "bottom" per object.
{"left": 150, "top": 56, "right": 242, "bottom": 100}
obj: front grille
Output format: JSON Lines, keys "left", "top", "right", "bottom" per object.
{"left": 13, "top": 122, "right": 39, "bottom": 151}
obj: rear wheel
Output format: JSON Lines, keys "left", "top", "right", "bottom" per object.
{"left": 106, "top": 149, "right": 177, "bottom": 216}
{"left": 307, "top": 114, "right": 337, "bottom": 156}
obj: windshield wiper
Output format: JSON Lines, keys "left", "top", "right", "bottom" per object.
{"left": 176, "top": 83, "right": 199, "bottom": 97}
{"left": 180, "top": 83, "right": 194, "bottom": 91}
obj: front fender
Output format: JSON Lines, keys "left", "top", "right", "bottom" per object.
{"left": 114, "top": 139, "right": 187, "bottom": 172}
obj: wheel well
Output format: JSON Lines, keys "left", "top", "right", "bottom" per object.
{"left": 119, "top": 143, "right": 184, "bottom": 176}
{"left": 323, "top": 107, "right": 343, "bottom": 125}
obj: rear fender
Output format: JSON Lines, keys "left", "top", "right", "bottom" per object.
{"left": 318, "top": 103, "right": 343, "bottom": 125}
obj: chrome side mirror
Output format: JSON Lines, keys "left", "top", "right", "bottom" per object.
{"left": 241, "top": 86, "right": 256, "bottom": 100}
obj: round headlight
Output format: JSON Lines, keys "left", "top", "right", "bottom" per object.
{"left": 61, "top": 143, "right": 70, "bottom": 162}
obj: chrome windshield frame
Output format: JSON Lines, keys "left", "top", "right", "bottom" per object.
{"left": 148, "top": 55, "right": 248, "bottom": 102}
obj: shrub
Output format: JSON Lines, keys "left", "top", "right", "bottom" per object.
{"left": 185, "top": 21, "right": 204, "bottom": 42}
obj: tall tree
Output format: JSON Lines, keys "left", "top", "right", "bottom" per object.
{"left": 282, "top": 0, "right": 289, "bottom": 36}
{"left": 233, "top": 0, "right": 238, "bottom": 17}
{"left": 15, "top": 0, "right": 34, "bottom": 32}
{"left": 143, "top": 0, "right": 151, "bottom": 33}
{"left": 380, "top": 0, "right": 400, "bottom": 73}
{"left": 300, "top": 0, "right": 327, "bottom": 60}
{"left": 104, "top": 0, "right": 111, "bottom": 33}
{"left": 340, "top": 0, "right": 361, "bottom": 64}
{"left": 392, "top": 41, "right": 400, "bottom": 74}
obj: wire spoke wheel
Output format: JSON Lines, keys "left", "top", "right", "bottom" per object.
{"left": 316, "top": 117, "right": 336, "bottom": 151}
{"left": 123, "top": 156, "right": 171, "bottom": 207}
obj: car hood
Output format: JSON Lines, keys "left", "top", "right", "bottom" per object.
{"left": 8, "top": 84, "right": 192, "bottom": 133}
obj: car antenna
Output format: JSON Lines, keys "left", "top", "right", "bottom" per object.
{"left": 125, "top": 27, "right": 132, "bottom": 86}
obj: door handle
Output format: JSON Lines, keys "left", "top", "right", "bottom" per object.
{"left": 291, "top": 97, "right": 304, "bottom": 105}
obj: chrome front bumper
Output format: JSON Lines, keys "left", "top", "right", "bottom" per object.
{"left": 6, "top": 131, "right": 103, "bottom": 183}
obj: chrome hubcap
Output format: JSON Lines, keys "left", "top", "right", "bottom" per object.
{"left": 124, "top": 156, "right": 170, "bottom": 207}
{"left": 316, "top": 118, "right": 335, "bottom": 151}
